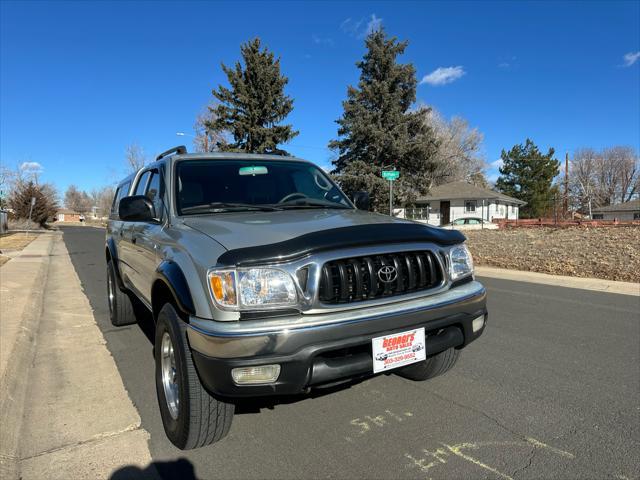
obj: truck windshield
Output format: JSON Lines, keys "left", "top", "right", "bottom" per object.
{"left": 175, "top": 159, "right": 353, "bottom": 215}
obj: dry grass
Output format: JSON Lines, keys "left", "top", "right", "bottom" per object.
{"left": 0, "top": 233, "right": 37, "bottom": 266}
{"left": 465, "top": 226, "right": 640, "bottom": 283}
{"left": 0, "top": 233, "right": 37, "bottom": 251}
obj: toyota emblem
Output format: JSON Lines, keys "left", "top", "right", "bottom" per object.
{"left": 378, "top": 265, "right": 398, "bottom": 283}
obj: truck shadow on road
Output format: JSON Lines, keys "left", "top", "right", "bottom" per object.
{"left": 110, "top": 457, "right": 198, "bottom": 480}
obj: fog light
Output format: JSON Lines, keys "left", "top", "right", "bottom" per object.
{"left": 231, "top": 365, "right": 281, "bottom": 385}
{"left": 472, "top": 315, "right": 485, "bottom": 333}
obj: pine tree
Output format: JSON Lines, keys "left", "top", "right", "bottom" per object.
{"left": 329, "top": 28, "right": 438, "bottom": 211}
{"left": 8, "top": 181, "right": 58, "bottom": 226}
{"left": 207, "top": 38, "right": 298, "bottom": 154}
{"left": 495, "top": 139, "right": 560, "bottom": 218}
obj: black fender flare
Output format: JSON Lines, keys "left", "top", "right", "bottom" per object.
{"left": 154, "top": 261, "right": 196, "bottom": 316}
{"left": 106, "top": 237, "right": 125, "bottom": 290}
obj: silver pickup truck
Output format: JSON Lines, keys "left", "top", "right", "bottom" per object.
{"left": 106, "top": 146, "right": 487, "bottom": 450}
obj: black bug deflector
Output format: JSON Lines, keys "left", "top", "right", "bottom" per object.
{"left": 216, "top": 223, "right": 466, "bottom": 267}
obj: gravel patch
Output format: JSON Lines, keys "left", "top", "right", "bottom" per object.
{"left": 464, "top": 226, "right": 640, "bottom": 283}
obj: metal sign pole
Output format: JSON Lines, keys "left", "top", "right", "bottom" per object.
{"left": 27, "top": 196, "right": 35, "bottom": 238}
{"left": 381, "top": 167, "right": 399, "bottom": 217}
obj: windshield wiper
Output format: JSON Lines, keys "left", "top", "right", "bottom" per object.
{"left": 181, "top": 202, "right": 283, "bottom": 214}
{"left": 278, "top": 199, "right": 351, "bottom": 210}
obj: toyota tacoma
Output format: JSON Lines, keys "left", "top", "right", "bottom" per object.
{"left": 105, "top": 146, "right": 487, "bottom": 450}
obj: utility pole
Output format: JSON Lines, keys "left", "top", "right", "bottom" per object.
{"left": 563, "top": 152, "right": 569, "bottom": 219}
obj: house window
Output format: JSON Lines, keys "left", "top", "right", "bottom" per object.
{"left": 406, "top": 204, "right": 430, "bottom": 220}
{"left": 465, "top": 200, "right": 476, "bottom": 213}
{"left": 592, "top": 214, "right": 604, "bottom": 220}
{"left": 634, "top": 213, "right": 639, "bottom": 220}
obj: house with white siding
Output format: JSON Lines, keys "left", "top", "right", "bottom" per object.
{"left": 399, "top": 181, "right": 526, "bottom": 226}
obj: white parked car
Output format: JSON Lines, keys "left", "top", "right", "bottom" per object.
{"left": 444, "top": 217, "right": 498, "bottom": 230}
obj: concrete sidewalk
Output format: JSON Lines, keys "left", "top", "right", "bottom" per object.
{"left": 476, "top": 266, "right": 640, "bottom": 296}
{"left": 0, "top": 233, "right": 155, "bottom": 479}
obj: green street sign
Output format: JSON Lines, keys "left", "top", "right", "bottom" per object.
{"left": 382, "top": 170, "right": 400, "bottom": 181}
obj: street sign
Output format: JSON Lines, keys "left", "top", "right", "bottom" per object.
{"left": 382, "top": 170, "right": 400, "bottom": 181}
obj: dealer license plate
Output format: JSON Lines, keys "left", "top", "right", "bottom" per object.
{"left": 372, "top": 327, "right": 426, "bottom": 374}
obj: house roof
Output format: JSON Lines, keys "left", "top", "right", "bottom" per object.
{"left": 415, "top": 181, "right": 527, "bottom": 205}
{"left": 592, "top": 199, "right": 640, "bottom": 213}
{"left": 57, "top": 209, "right": 81, "bottom": 214}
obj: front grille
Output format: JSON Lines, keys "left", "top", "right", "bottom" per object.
{"left": 318, "top": 251, "right": 443, "bottom": 304}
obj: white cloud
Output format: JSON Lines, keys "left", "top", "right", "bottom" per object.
{"left": 363, "top": 14, "right": 382, "bottom": 37}
{"left": 340, "top": 14, "right": 382, "bottom": 38}
{"left": 498, "top": 56, "right": 517, "bottom": 69}
{"left": 340, "top": 17, "right": 362, "bottom": 36}
{"left": 420, "top": 66, "right": 466, "bottom": 86}
{"left": 490, "top": 158, "right": 503, "bottom": 169}
{"left": 622, "top": 51, "right": 640, "bottom": 67}
{"left": 312, "top": 34, "right": 334, "bottom": 47}
{"left": 20, "top": 161, "right": 43, "bottom": 172}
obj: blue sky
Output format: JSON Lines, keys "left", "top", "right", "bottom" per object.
{"left": 1, "top": 0, "right": 639, "bottom": 195}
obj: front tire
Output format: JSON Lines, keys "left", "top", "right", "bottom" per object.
{"left": 107, "top": 259, "right": 136, "bottom": 326}
{"left": 155, "top": 303, "right": 234, "bottom": 450}
{"left": 395, "top": 347, "right": 460, "bottom": 381}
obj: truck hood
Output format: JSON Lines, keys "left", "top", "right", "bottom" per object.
{"left": 182, "top": 209, "right": 411, "bottom": 250}
{"left": 181, "top": 209, "right": 465, "bottom": 266}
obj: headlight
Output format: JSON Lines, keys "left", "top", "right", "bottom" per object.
{"left": 208, "top": 268, "right": 297, "bottom": 310}
{"left": 449, "top": 244, "right": 474, "bottom": 281}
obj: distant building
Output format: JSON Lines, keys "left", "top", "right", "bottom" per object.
{"left": 591, "top": 199, "right": 640, "bottom": 221}
{"left": 400, "top": 181, "right": 526, "bottom": 226}
{"left": 56, "top": 209, "right": 82, "bottom": 222}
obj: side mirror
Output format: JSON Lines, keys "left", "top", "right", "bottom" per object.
{"left": 353, "top": 191, "right": 370, "bottom": 210}
{"left": 119, "top": 195, "right": 156, "bottom": 222}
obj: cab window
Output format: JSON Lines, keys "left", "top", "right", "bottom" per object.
{"left": 134, "top": 171, "right": 151, "bottom": 196}
{"left": 111, "top": 181, "right": 131, "bottom": 217}
{"left": 145, "top": 170, "right": 163, "bottom": 219}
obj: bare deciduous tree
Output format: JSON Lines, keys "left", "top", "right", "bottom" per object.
{"left": 90, "top": 186, "right": 115, "bottom": 218}
{"left": 193, "top": 102, "right": 228, "bottom": 153}
{"left": 0, "top": 165, "right": 15, "bottom": 208}
{"left": 125, "top": 143, "right": 147, "bottom": 173}
{"left": 570, "top": 146, "right": 639, "bottom": 214}
{"left": 64, "top": 185, "right": 92, "bottom": 214}
{"left": 422, "top": 110, "right": 486, "bottom": 186}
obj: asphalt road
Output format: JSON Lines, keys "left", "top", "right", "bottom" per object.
{"left": 61, "top": 226, "right": 640, "bottom": 480}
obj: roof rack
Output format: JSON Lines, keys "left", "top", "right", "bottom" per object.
{"left": 156, "top": 145, "right": 187, "bottom": 161}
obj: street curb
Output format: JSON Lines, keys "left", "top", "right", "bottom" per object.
{"left": 475, "top": 266, "right": 640, "bottom": 296}
{"left": 0, "top": 233, "right": 56, "bottom": 480}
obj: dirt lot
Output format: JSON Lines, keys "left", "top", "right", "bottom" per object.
{"left": 465, "top": 226, "right": 640, "bottom": 283}
{"left": 0, "top": 233, "right": 37, "bottom": 266}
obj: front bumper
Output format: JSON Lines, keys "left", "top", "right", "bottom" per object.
{"left": 187, "top": 280, "right": 487, "bottom": 397}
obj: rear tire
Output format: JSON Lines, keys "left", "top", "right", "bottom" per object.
{"left": 155, "top": 303, "right": 234, "bottom": 450}
{"left": 395, "top": 347, "right": 460, "bottom": 381}
{"left": 107, "top": 259, "right": 136, "bottom": 326}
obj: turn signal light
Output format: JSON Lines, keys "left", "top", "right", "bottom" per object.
{"left": 208, "top": 270, "right": 237, "bottom": 306}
